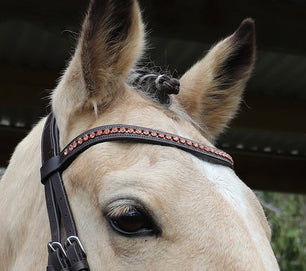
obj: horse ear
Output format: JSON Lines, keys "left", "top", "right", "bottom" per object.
{"left": 52, "top": 0, "right": 144, "bottom": 128}
{"left": 178, "top": 19, "right": 255, "bottom": 142}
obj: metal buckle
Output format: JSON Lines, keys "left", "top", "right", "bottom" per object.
{"left": 65, "top": 236, "right": 86, "bottom": 255}
{"left": 48, "top": 241, "right": 68, "bottom": 259}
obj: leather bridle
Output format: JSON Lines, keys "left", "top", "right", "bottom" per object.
{"left": 40, "top": 113, "right": 234, "bottom": 271}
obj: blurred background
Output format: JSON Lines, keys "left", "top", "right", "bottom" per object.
{"left": 0, "top": 0, "right": 305, "bottom": 269}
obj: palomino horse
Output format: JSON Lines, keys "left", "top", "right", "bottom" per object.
{"left": 0, "top": 0, "right": 279, "bottom": 270}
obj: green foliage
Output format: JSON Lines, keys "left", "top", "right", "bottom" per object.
{"left": 256, "top": 191, "right": 306, "bottom": 270}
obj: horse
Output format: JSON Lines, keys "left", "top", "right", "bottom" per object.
{"left": 0, "top": 0, "right": 279, "bottom": 270}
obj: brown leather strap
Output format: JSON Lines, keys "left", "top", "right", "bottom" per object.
{"left": 42, "top": 114, "right": 78, "bottom": 239}
{"left": 41, "top": 114, "right": 89, "bottom": 271}
{"left": 41, "top": 114, "right": 62, "bottom": 242}
{"left": 41, "top": 124, "right": 233, "bottom": 183}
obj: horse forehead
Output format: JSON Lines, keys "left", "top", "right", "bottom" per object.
{"left": 197, "top": 159, "right": 247, "bottom": 210}
{"left": 192, "top": 157, "right": 274, "bottom": 250}
{"left": 99, "top": 149, "right": 234, "bottom": 213}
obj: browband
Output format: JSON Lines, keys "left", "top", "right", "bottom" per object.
{"left": 41, "top": 118, "right": 233, "bottom": 183}
{"left": 40, "top": 113, "right": 233, "bottom": 271}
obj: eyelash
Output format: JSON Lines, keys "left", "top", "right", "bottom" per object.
{"left": 105, "top": 204, "right": 161, "bottom": 237}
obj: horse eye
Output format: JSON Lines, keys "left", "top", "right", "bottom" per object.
{"left": 107, "top": 207, "right": 158, "bottom": 237}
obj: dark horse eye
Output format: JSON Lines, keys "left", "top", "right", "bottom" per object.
{"left": 107, "top": 207, "right": 159, "bottom": 237}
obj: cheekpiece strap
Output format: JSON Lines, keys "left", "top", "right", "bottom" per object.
{"left": 41, "top": 114, "right": 90, "bottom": 271}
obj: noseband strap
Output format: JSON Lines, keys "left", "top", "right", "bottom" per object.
{"left": 41, "top": 113, "right": 233, "bottom": 270}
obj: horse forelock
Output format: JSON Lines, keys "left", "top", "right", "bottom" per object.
{"left": 127, "top": 66, "right": 180, "bottom": 106}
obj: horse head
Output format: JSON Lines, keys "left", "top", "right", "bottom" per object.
{"left": 0, "top": 0, "right": 279, "bottom": 270}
